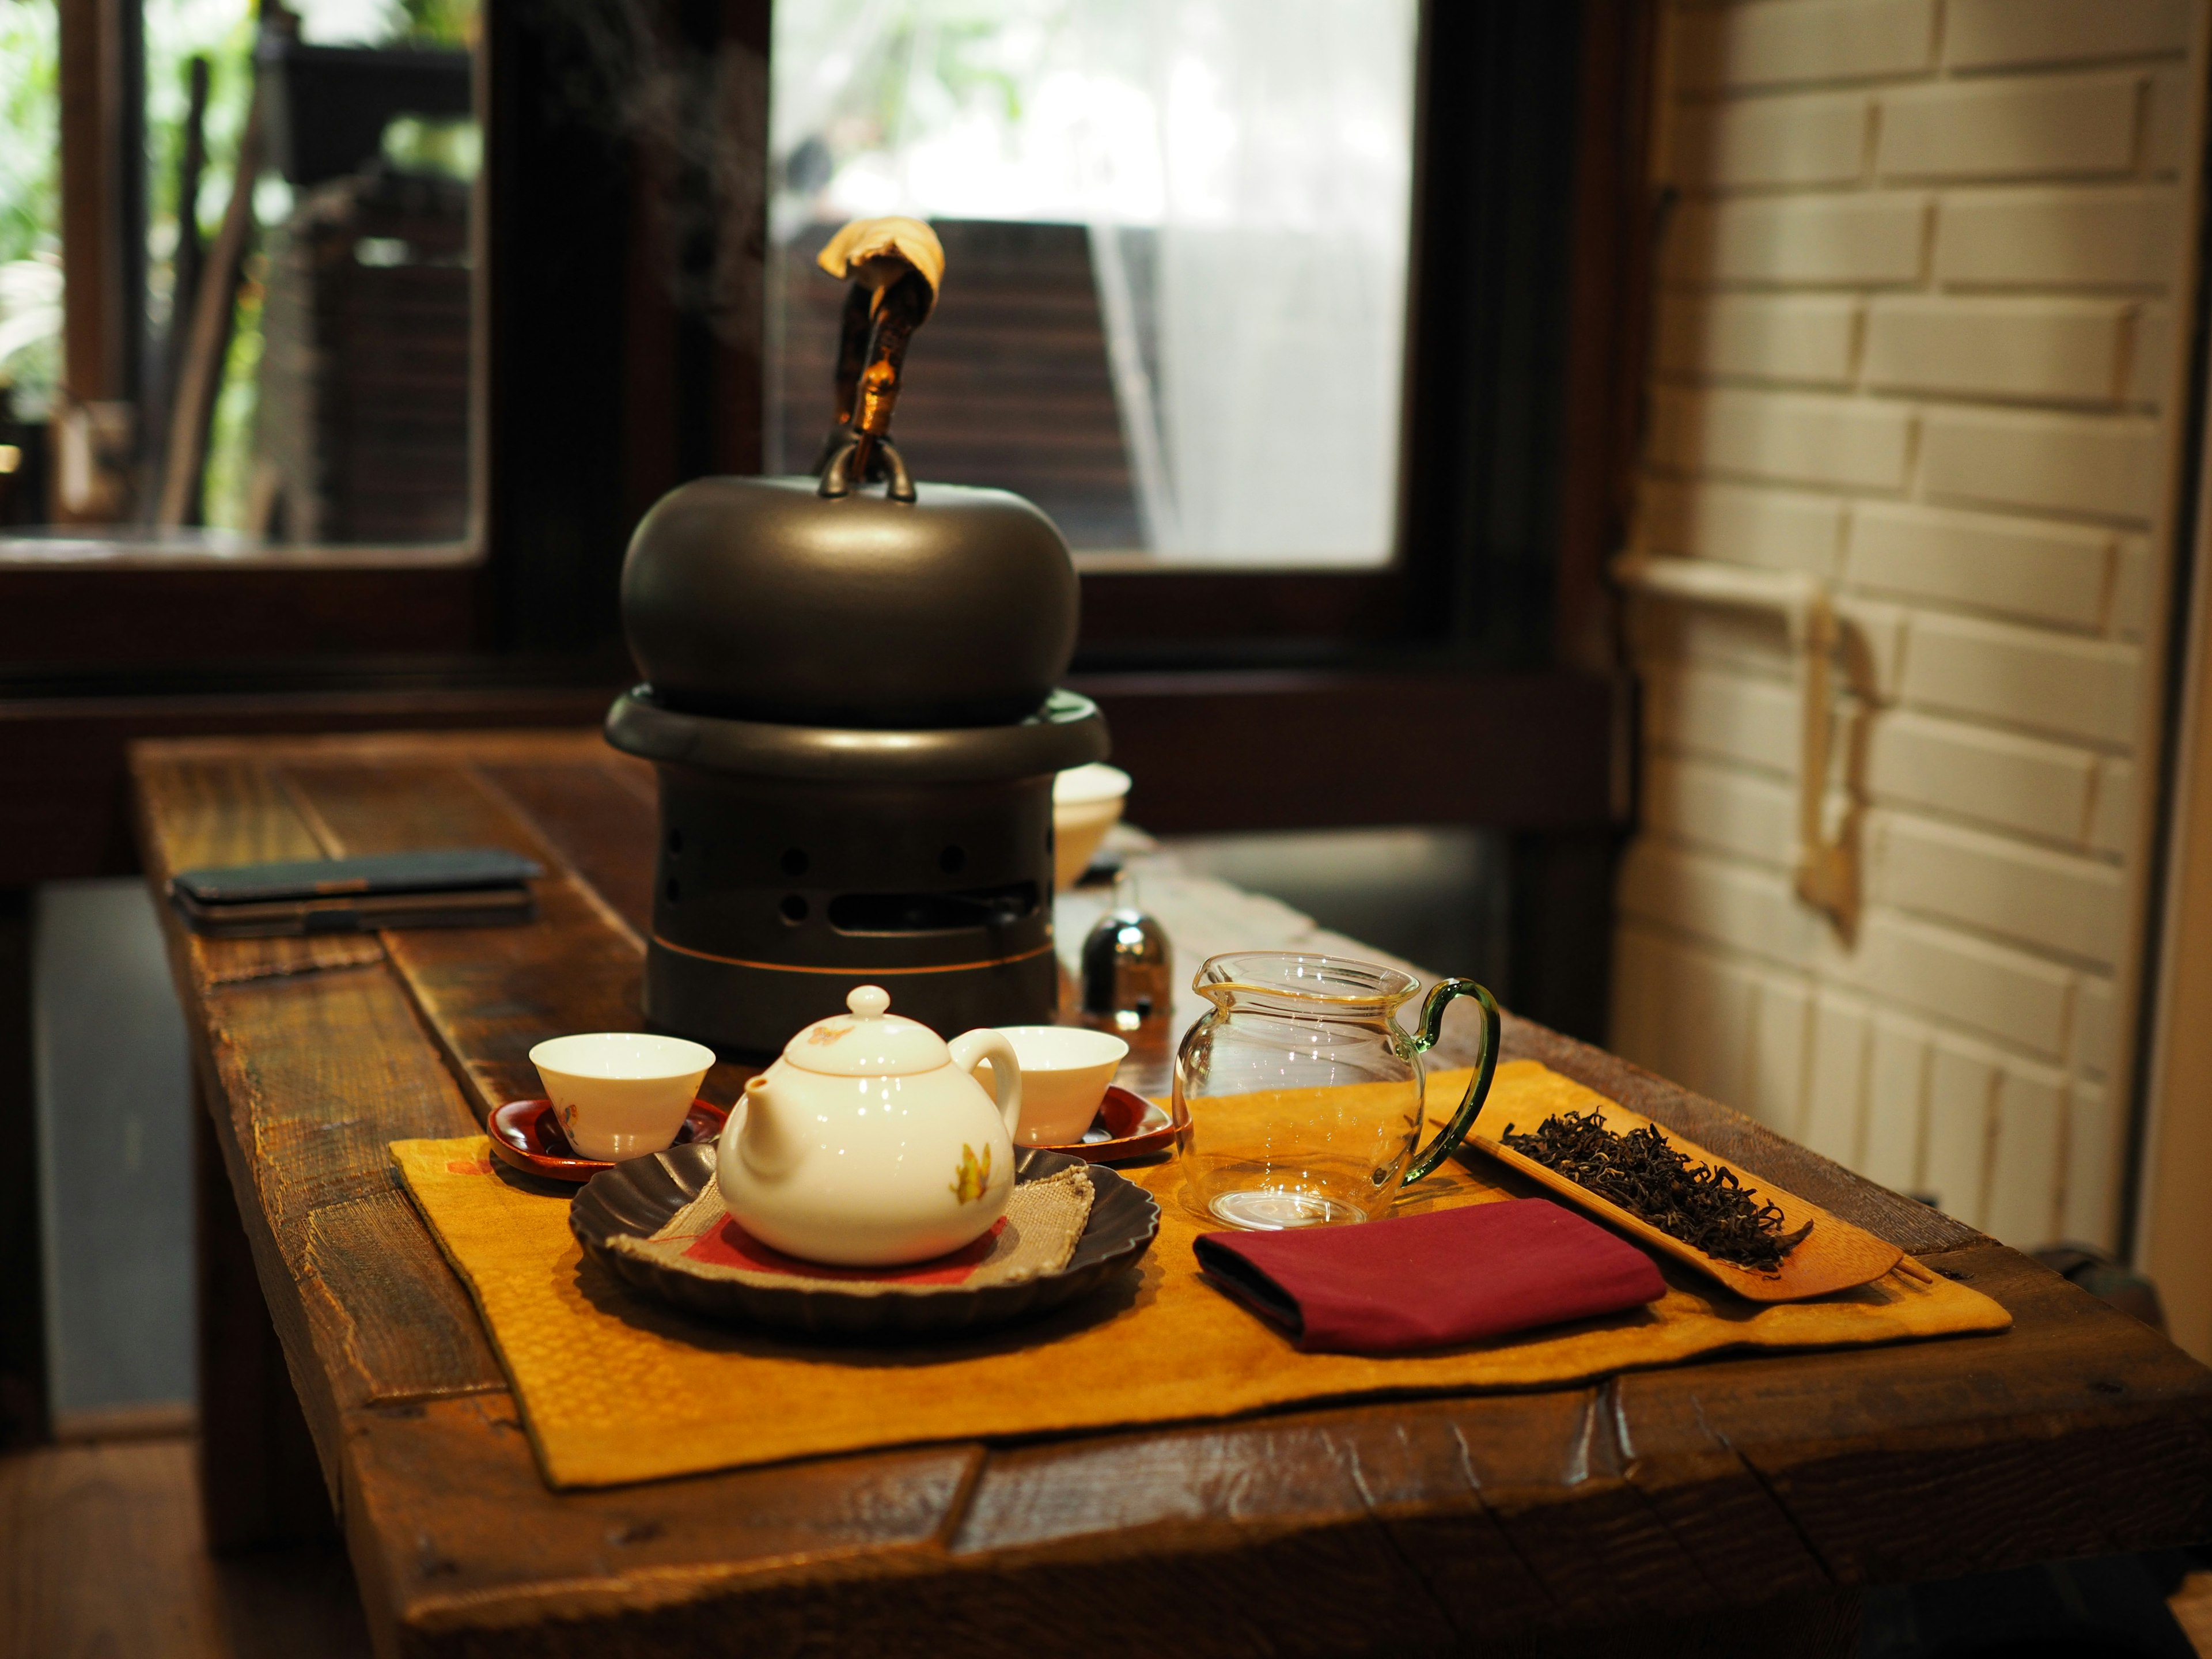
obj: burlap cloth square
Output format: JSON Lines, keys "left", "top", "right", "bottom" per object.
{"left": 611, "top": 1164, "right": 1094, "bottom": 1291}
{"left": 391, "top": 1062, "right": 2010, "bottom": 1489}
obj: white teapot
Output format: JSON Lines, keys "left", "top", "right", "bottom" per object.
{"left": 716, "top": 986, "right": 1024, "bottom": 1266}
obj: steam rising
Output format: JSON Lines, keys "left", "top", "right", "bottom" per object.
{"left": 524, "top": 0, "right": 766, "bottom": 345}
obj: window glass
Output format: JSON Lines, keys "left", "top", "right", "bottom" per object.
{"left": 768, "top": 0, "right": 1419, "bottom": 566}
{"left": 146, "top": 0, "right": 477, "bottom": 543}
{"left": 0, "top": 0, "right": 478, "bottom": 543}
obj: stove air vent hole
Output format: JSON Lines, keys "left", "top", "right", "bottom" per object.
{"left": 780, "top": 894, "right": 810, "bottom": 924}
{"left": 939, "top": 845, "right": 966, "bottom": 874}
{"left": 664, "top": 877, "right": 680, "bottom": 904}
{"left": 828, "top": 882, "right": 1037, "bottom": 935}
{"left": 781, "top": 848, "right": 809, "bottom": 877}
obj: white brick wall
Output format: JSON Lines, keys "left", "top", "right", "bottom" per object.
{"left": 1648, "top": 386, "right": 1917, "bottom": 489}
{"left": 1897, "top": 612, "right": 2140, "bottom": 744}
{"left": 1862, "top": 298, "right": 2134, "bottom": 403}
{"left": 1666, "top": 194, "right": 1931, "bottom": 284}
{"left": 1863, "top": 710, "right": 2094, "bottom": 844}
{"left": 1654, "top": 294, "right": 1862, "bottom": 384}
{"left": 1618, "top": 0, "right": 2205, "bottom": 1249}
{"left": 1673, "top": 0, "right": 1939, "bottom": 89}
{"left": 1934, "top": 186, "right": 2180, "bottom": 286}
{"left": 1675, "top": 92, "right": 1874, "bottom": 187}
{"left": 1918, "top": 407, "right": 2160, "bottom": 520}
{"left": 1945, "top": 0, "right": 2190, "bottom": 70}
{"left": 1643, "top": 479, "right": 1847, "bottom": 572}
{"left": 1847, "top": 908, "right": 2073, "bottom": 1058}
{"left": 1846, "top": 502, "right": 2111, "bottom": 628}
{"left": 1877, "top": 73, "right": 2143, "bottom": 180}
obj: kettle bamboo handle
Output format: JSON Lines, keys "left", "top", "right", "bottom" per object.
{"left": 948, "top": 1029, "right": 1022, "bottom": 1141}
{"left": 815, "top": 216, "right": 944, "bottom": 501}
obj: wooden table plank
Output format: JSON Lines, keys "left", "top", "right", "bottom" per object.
{"left": 343, "top": 1396, "right": 986, "bottom": 1640}
{"left": 1645, "top": 1243, "right": 2212, "bottom": 1583}
{"left": 195, "top": 968, "right": 502, "bottom": 1406}
{"left": 949, "top": 1393, "right": 1792, "bottom": 1633}
{"left": 349, "top": 1401, "right": 1853, "bottom": 1657}
{"left": 476, "top": 759, "right": 660, "bottom": 940}
{"left": 278, "top": 759, "right": 710, "bottom": 1114}
{"left": 128, "top": 729, "right": 2212, "bottom": 1658}
{"left": 1449, "top": 1386, "right": 1721, "bottom": 1619}
{"left": 132, "top": 754, "right": 384, "bottom": 986}
{"left": 947, "top": 1411, "right": 1556, "bottom": 1645}
{"left": 131, "top": 745, "right": 504, "bottom": 1439}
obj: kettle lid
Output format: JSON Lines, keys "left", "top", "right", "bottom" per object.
{"left": 781, "top": 985, "right": 950, "bottom": 1077}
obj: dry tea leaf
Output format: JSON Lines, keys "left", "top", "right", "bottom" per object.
{"left": 1502, "top": 1109, "right": 1813, "bottom": 1272}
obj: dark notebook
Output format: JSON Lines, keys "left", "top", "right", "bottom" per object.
{"left": 168, "top": 847, "right": 543, "bottom": 937}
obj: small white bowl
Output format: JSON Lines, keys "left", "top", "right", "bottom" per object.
{"left": 529, "top": 1032, "right": 715, "bottom": 1162}
{"left": 979, "top": 1025, "right": 1130, "bottom": 1147}
{"left": 1053, "top": 763, "right": 1131, "bottom": 890}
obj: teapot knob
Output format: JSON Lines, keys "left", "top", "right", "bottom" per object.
{"left": 847, "top": 985, "right": 891, "bottom": 1019}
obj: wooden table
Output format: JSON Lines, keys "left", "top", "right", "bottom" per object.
{"left": 133, "top": 729, "right": 2212, "bottom": 1659}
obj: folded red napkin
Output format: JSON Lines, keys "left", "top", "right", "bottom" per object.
{"left": 1194, "top": 1198, "right": 1666, "bottom": 1354}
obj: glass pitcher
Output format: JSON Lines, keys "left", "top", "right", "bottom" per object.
{"left": 1173, "top": 952, "right": 1501, "bottom": 1229}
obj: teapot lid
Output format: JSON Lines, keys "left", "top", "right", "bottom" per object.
{"left": 781, "top": 986, "right": 949, "bottom": 1077}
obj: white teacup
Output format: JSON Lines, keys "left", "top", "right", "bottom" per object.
{"left": 982, "top": 1025, "right": 1130, "bottom": 1147}
{"left": 528, "top": 1032, "right": 715, "bottom": 1162}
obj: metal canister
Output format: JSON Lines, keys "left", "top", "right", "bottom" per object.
{"left": 1078, "top": 874, "right": 1173, "bottom": 1032}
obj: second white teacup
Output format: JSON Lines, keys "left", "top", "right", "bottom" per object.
{"left": 529, "top": 1031, "right": 715, "bottom": 1162}
{"left": 980, "top": 1025, "right": 1130, "bottom": 1147}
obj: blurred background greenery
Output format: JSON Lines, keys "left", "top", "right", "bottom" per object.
{"left": 0, "top": 0, "right": 474, "bottom": 521}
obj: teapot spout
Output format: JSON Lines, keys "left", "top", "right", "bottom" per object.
{"left": 736, "top": 1073, "right": 805, "bottom": 1180}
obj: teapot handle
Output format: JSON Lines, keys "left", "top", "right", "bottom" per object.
{"left": 948, "top": 1029, "right": 1023, "bottom": 1141}
{"left": 1402, "top": 980, "right": 1502, "bottom": 1185}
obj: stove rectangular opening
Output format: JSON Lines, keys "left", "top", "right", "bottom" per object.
{"left": 826, "top": 882, "right": 1040, "bottom": 937}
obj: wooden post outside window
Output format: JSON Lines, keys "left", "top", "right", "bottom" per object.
{"left": 55, "top": 0, "right": 142, "bottom": 522}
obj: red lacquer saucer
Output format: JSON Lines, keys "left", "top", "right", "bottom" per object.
{"left": 488, "top": 1097, "right": 728, "bottom": 1183}
{"left": 1037, "top": 1085, "right": 1184, "bottom": 1164}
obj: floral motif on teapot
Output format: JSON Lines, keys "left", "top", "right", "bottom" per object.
{"left": 950, "top": 1143, "right": 993, "bottom": 1205}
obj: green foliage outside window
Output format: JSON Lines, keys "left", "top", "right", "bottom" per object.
{"left": 0, "top": 0, "right": 474, "bottom": 520}
{"left": 0, "top": 1, "right": 61, "bottom": 415}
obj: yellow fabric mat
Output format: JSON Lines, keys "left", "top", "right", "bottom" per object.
{"left": 391, "top": 1062, "right": 2011, "bottom": 1489}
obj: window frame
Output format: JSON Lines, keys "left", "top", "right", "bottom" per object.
{"left": 1076, "top": 1, "right": 1657, "bottom": 671}
{"left": 9, "top": 2, "right": 1652, "bottom": 1045}
{"left": 17, "top": 0, "right": 1653, "bottom": 679}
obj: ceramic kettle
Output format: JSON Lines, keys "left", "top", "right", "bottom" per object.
{"left": 618, "top": 216, "right": 1080, "bottom": 730}
{"left": 620, "top": 476, "right": 1077, "bottom": 728}
{"left": 717, "top": 985, "right": 1024, "bottom": 1266}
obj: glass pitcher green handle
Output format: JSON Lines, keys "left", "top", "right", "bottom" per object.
{"left": 1402, "top": 979, "right": 1503, "bottom": 1184}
